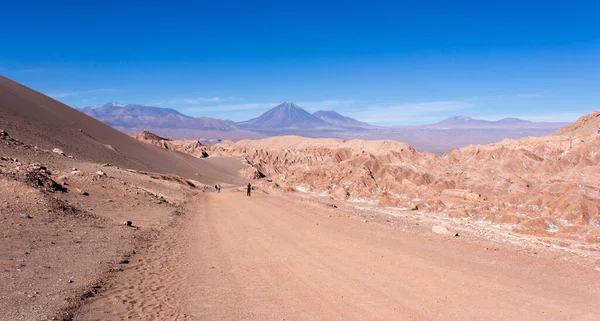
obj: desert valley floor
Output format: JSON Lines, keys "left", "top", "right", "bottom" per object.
{"left": 2, "top": 149, "right": 600, "bottom": 320}
{"left": 1, "top": 76, "right": 600, "bottom": 320}
{"left": 77, "top": 188, "right": 600, "bottom": 321}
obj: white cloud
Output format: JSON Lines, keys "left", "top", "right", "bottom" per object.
{"left": 177, "top": 99, "right": 357, "bottom": 115}
{"left": 48, "top": 88, "right": 116, "bottom": 98}
{"left": 153, "top": 96, "right": 228, "bottom": 106}
{"left": 87, "top": 88, "right": 115, "bottom": 93}
{"left": 295, "top": 100, "right": 357, "bottom": 111}
{"left": 479, "top": 112, "right": 583, "bottom": 123}
{"left": 48, "top": 92, "right": 76, "bottom": 98}
{"left": 515, "top": 92, "right": 544, "bottom": 99}
{"left": 346, "top": 101, "right": 475, "bottom": 125}
{"left": 177, "top": 102, "right": 277, "bottom": 113}
{"left": 14, "top": 68, "right": 66, "bottom": 74}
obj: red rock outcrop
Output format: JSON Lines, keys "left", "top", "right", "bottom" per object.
{"left": 133, "top": 111, "right": 600, "bottom": 243}
{"left": 132, "top": 131, "right": 207, "bottom": 157}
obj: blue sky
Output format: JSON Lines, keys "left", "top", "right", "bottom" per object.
{"left": 1, "top": 0, "right": 598, "bottom": 125}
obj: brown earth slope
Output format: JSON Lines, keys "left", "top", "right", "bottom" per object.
{"left": 0, "top": 127, "right": 233, "bottom": 320}
{"left": 0, "top": 77, "right": 249, "bottom": 319}
{"left": 0, "top": 75, "right": 244, "bottom": 185}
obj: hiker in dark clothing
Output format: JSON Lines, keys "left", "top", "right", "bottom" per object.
{"left": 247, "top": 183, "right": 252, "bottom": 197}
{"left": 214, "top": 184, "right": 218, "bottom": 192}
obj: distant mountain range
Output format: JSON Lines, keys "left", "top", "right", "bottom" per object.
{"left": 81, "top": 102, "right": 237, "bottom": 131}
{"left": 424, "top": 116, "right": 545, "bottom": 129}
{"left": 82, "top": 101, "right": 371, "bottom": 130}
{"left": 80, "top": 101, "right": 569, "bottom": 153}
{"left": 313, "top": 110, "right": 371, "bottom": 128}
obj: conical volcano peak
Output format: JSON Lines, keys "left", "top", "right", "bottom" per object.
{"left": 278, "top": 101, "right": 301, "bottom": 109}
{"left": 238, "top": 101, "right": 329, "bottom": 128}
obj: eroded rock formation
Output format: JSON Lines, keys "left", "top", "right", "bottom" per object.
{"left": 133, "top": 111, "right": 600, "bottom": 242}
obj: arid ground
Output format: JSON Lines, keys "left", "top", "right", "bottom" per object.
{"left": 2, "top": 77, "right": 600, "bottom": 320}
{"left": 77, "top": 188, "right": 600, "bottom": 321}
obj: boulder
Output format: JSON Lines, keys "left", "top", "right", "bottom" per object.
{"left": 432, "top": 225, "right": 452, "bottom": 236}
{"left": 441, "top": 189, "right": 481, "bottom": 202}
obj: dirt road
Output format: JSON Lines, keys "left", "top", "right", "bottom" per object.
{"left": 77, "top": 189, "right": 600, "bottom": 320}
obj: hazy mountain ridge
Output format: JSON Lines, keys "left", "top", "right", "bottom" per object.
{"left": 312, "top": 110, "right": 371, "bottom": 127}
{"left": 81, "top": 100, "right": 569, "bottom": 152}
{"left": 424, "top": 115, "right": 564, "bottom": 129}
{"left": 81, "top": 102, "right": 237, "bottom": 131}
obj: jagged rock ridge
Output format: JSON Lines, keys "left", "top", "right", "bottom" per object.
{"left": 133, "top": 110, "right": 600, "bottom": 243}
{"left": 312, "top": 110, "right": 371, "bottom": 127}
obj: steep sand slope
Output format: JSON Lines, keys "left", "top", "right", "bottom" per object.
{"left": 0, "top": 76, "right": 244, "bottom": 185}
{"left": 0, "top": 130, "right": 219, "bottom": 320}
{"left": 76, "top": 190, "right": 600, "bottom": 320}
{"left": 0, "top": 76, "right": 248, "bottom": 319}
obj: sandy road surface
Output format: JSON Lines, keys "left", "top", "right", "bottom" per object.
{"left": 78, "top": 189, "right": 600, "bottom": 320}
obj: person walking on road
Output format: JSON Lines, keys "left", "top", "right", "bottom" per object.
{"left": 247, "top": 183, "right": 252, "bottom": 197}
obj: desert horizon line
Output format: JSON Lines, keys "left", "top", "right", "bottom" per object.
{"left": 79, "top": 100, "right": 572, "bottom": 126}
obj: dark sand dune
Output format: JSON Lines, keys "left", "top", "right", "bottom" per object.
{"left": 0, "top": 76, "right": 245, "bottom": 185}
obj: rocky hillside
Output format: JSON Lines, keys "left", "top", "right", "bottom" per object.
{"left": 132, "top": 131, "right": 208, "bottom": 158}
{"left": 130, "top": 104, "right": 600, "bottom": 243}
{"left": 187, "top": 111, "right": 598, "bottom": 243}
{"left": 553, "top": 110, "right": 600, "bottom": 136}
